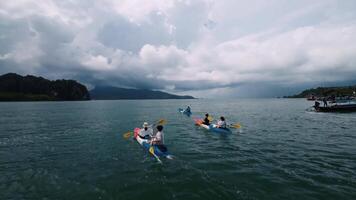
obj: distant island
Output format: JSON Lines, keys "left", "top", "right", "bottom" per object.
{"left": 0, "top": 73, "right": 90, "bottom": 101}
{"left": 90, "top": 86, "right": 195, "bottom": 100}
{"left": 0, "top": 73, "right": 195, "bottom": 101}
{"left": 285, "top": 85, "right": 356, "bottom": 98}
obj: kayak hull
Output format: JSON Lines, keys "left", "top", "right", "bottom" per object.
{"left": 313, "top": 104, "right": 356, "bottom": 112}
{"left": 194, "top": 118, "right": 232, "bottom": 134}
{"left": 134, "top": 128, "right": 172, "bottom": 158}
{"left": 178, "top": 108, "right": 192, "bottom": 116}
{"left": 209, "top": 125, "right": 232, "bottom": 134}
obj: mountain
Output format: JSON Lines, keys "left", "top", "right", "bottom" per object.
{"left": 0, "top": 73, "right": 90, "bottom": 101}
{"left": 285, "top": 85, "right": 356, "bottom": 98}
{"left": 90, "top": 86, "right": 195, "bottom": 100}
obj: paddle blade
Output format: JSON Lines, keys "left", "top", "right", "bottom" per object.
{"left": 208, "top": 116, "right": 213, "bottom": 121}
{"left": 231, "top": 123, "right": 242, "bottom": 129}
{"left": 157, "top": 119, "right": 167, "bottom": 125}
{"left": 123, "top": 131, "right": 132, "bottom": 139}
{"left": 149, "top": 146, "right": 155, "bottom": 155}
{"left": 149, "top": 146, "right": 162, "bottom": 163}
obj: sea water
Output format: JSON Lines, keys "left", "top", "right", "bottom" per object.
{"left": 0, "top": 99, "right": 355, "bottom": 199}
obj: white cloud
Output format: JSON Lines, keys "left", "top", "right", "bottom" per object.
{"left": 139, "top": 44, "right": 187, "bottom": 68}
{"left": 82, "top": 55, "right": 114, "bottom": 71}
{"left": 1, "top": 0, "right": 356, "bottom": 97}
{"left": 106, "top": 0, "right": 175, "bottom": 23}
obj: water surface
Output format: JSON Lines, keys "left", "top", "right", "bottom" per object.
{"left": 1, "top": 99, "right": 355, "bottom": 199}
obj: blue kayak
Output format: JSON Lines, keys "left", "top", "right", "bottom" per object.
{"left": 209, "top": 124, "right": 232, "bottom": 134}
{"left": 194, "top": 118, "right": 232, "bottom": 134}
{"left": 178, "top": 108, "right": 192, "bottom": 116}
{"left": 134, "top": 128, "right": 173, "bottom": 159}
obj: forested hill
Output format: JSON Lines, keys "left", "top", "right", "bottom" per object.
{"left": 0, "top": 73, "right": 90, "bottom": 101}
{"left": 90, "top": 86, "right": 195, "bottom": 100}
{"left": 286, "top": 85, "right": 356, "bottom": 98}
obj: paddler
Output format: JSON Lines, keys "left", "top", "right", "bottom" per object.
{"left": 216, "top": 116, "right": 227, "bottom": 129}
{"left": 150, "top": 125, "right": 164, "bottom": 145}
{"left": 150, "top": 125, "right": 167, "bottom": 152}
{"left": 202, "top": 113, "right": 210, "bottom": 125}
{"left": 185, "top": 106, "right": 191, "bottom": 113}
{"left": 322, "top": 97, "right": 328, "bottom": 107}
{"left": 138, "top": 122, "right": 153, "bottom": 139}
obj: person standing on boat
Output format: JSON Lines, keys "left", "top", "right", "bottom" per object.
{"left": 216, "top": 116, "right": 227, "bottom": 129}
{"left": 138, "top": 122, "right": 153, "bottom": 139}
{"left": 203, "top": 113, "right": 210, "bottom": 125}
{"left": 323, "top": 97, "right": 328, "bottom": 107}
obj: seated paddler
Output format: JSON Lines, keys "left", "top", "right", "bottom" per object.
{"left": 138, "top": 122, "right": 153, "bottom": 139}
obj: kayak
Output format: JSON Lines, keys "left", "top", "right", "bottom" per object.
{"left": 133, "top": 128, "right": 173, "bottom": 159}
{"left": 194, "top": 118, "right": 232, "bottom": 134}
{"left": 178, "top": 108, "right": 192, "bottom": 116}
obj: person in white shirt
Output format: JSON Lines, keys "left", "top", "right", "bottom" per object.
{"left": 150, "top": 125, "right": 164, "bottom": 145}
{"left": 150, "top": 125, "right": 167, "bottom": 152}
{"left": 216, "top": 116, "right": 227, "bottom": 129}
{"left": 139, "top": 122, "right": 153, "bottom": 139}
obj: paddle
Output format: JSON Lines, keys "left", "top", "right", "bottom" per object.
{"left": 208, "top": 116, "right": 213, "bottom": 121}
{"left": 149, "top": 146, "right": 162, "bottom": 163}
{"left": 228, "top": 123, "right": 242, "bottom": 129}
{"left": 153, "top": 119, "right": 167, "bottom": 126}
{"left": 123, "top": 131, "right": 132, "bottom": 139}
{"left": 122, "top": 119, "right": 167, "bottom": 139}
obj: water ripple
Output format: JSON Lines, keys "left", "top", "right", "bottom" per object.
{"left": 1, "top": 99, "right": 356, "bottom": 199}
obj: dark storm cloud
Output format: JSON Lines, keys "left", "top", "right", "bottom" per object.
{"left": 1, "top": 0, "right": 356, "bottom": 97}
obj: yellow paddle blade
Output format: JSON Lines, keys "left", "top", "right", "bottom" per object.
{"left": 231, "top": 123, "right": 241, "bottom": 129}
{"left": 149, "top": 146, "right": 155, "bottom": 155}
{"left": 208, "top": 116, "right": 213, "bottom": 121}
{"left": 157, "top": 119, "right": 167, "bottom": 125}
{"left": 123, "top": 131, "right": 132, "bottom": 139}
{"left": 149, "top": 146, "right": 162, "bottom": 163}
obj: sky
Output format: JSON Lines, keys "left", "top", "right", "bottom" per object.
{"left": 1, "top": 0, "right": 356, "bottom": 98}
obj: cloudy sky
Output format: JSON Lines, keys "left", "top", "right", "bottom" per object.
{"left": 1, "top": 0, "right": 356, "bottom": 97}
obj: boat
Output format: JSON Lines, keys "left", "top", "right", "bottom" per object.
{"left": 313, "top": 101, "right": 356, "bottom": 112}
{"left": 133, "top": 128, "right": 173, "bottom": 159}
{"left": 307, "top": 95, "right": 316, "bottom": 101}
{"left": 178, "top": 108, "right": 191, "bottom": 116}
{"left": 194, "top": 118, "right": 232, "bottom": 134}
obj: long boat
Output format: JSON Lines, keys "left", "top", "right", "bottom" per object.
{"left": 314, "top": 101, "right": 356, "bottom": 112}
